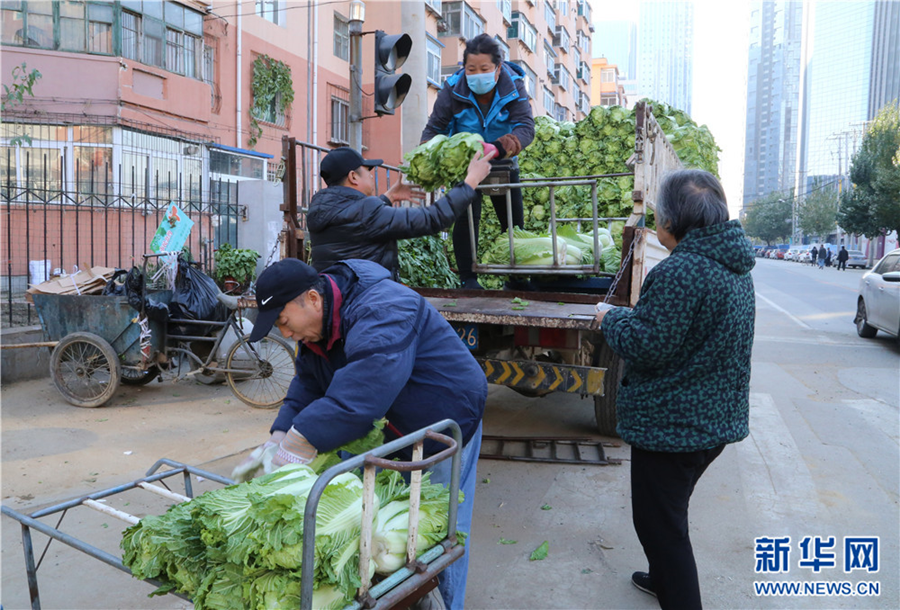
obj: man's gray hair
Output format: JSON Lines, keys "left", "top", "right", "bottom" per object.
{"left": 655, "top": 169, "right": 729, "bottom": 241}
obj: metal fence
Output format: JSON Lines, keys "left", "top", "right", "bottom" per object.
{"left": 1, "top": 151, "right": 242, "bottom": 327}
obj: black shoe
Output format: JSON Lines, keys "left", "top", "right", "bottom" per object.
{"left": 504, "top": 277, "right": 538, "bottom": 291}
{"left": 631, "top": 572, "right": 657, "bottom": 597}
{"left": 461, "top": 278, "right": 484, "bottom": 290}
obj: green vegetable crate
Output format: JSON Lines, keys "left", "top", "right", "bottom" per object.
{"left": 1, "top": 421, "right": 466, "bottom": 610}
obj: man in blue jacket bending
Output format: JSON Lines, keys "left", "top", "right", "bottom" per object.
{"left": 243, "top": 257, "right": 486, "bottom": 610}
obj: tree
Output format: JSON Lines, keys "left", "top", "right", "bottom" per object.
{"left": 1, "top": 63, "right": 42, "bottom": 146}
{"left": 798, "top": 187, "right": 839, "bottom": 240}
{"left": 743, "top": 192, "right": 793, "bottom": 245}
{"left": 838, "top": 101, "right": 900, "bottom": 238}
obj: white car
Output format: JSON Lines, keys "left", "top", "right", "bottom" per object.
{"left": 856, "top": 248, "right": 900, "bottom": 340}
{"left": 845, "top": 249, "right": 868, "bottom": 269}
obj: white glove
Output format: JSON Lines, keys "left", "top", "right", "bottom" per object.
{"left": 271, "top": 427, "right": 318, "bottom": 469}
{"left": 231, "top": 430, "right": 286, "bottom": 483}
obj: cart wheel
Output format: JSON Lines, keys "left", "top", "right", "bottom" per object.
{"left": 225, "top": 335, "right": 295, "bottom": 409}
{"left": 121, "top": 365, "right": 160, "bottom": 386}
{"left": 592, "top": 336, "right": 623, "bottom": 437}
{"left": 50, "top": 332, "right": 121, "bottom": 408}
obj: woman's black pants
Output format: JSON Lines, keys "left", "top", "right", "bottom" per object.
{"left": 453, "top": 167, "right": 524, "bottom": 281}
{"left": 631, "top": 444, "right": 726, "bottom": 610}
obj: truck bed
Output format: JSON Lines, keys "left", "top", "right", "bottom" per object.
{"left": 420, "top": 290, "right": 598, "bottom": 330}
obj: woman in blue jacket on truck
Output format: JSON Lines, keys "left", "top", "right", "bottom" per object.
{"left": 420, "top": 33, "right": 535, "bottom": 289}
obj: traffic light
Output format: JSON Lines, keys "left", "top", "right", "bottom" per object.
{"left": 374, "top": 30, "right": 412, "bottom": 116}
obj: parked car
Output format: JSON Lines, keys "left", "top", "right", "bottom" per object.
{"left": 845, "top": 249, "right": 868, "bottom": 269}
{"left": 798, "top": 250, "right": 812, "bottom": 264}
{"left": 855, "top": 248, "right": 900, "bottom": 340}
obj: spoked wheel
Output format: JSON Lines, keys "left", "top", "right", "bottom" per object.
{"left": 225, "top": 335, "right": 295, "bottom": 409}
{"left": 50, "top": 332, "right": 121, "bottom": 408}
{"left": 121, "top": 365, "right": 160, "bottom": 386}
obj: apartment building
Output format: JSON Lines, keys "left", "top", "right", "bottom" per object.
{"left": 590, "top": 57, "right": 627, "bottom": 107}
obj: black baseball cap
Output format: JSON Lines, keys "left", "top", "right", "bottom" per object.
{"left": 249, "top": 258, "right": 320, "bottom": 342}
{"left": 321, "top": 147, "right": 383, "bottom": 185}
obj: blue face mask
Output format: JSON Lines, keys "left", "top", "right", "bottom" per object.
{"left": 466, "top": 72, "right": 497, "bottom": 95}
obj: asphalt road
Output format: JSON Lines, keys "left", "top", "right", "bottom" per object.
{"left": 2, "top": 257, "right": 898, "bottom": 609}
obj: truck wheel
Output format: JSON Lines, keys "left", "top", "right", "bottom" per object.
{"left": 591, "top": 337, "right": 623, "bottom": 437}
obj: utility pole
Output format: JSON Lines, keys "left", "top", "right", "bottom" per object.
{"left": 348, "top": 1, "right": 366, "bottom": 152}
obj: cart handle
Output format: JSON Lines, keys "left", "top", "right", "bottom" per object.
{"left": 362, "top": 430, "right": 457, "bottom": 472}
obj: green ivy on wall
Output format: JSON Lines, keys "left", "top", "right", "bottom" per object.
{"left": 249, "top": 54, "right": 294, "bottom": 148}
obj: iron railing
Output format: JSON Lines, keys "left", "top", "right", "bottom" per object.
{"left": 1, "top": 153, "right": 243, "bottom": 327}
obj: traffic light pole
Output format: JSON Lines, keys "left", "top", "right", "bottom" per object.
{"left": 349, "top": 19, "right": 364, "bottom": 153}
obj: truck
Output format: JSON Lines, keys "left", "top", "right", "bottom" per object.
{"left": 281, "top": 100, "right": 684, "bottom": 436}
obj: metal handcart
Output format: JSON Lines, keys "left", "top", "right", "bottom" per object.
{"left": 28, "top": 253, "right": 295, "bottom": 409}
{"left": 1, "top": 420, "right": 465, "bottom": 610}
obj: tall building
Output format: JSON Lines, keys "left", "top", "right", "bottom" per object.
{"left": 593, "top": 20, "right": 637, "bottom": 102}
{"left": 742, "top": 1, "right": 803, "bottom": 210}
{"left": 797, "top": 1, "right": 876, "bottom": 197}
{"left": 869, "top": 0, "right": 900, "bottom": 120}
{"left": 637, "top": 1, "right": 693, "bottom": 114}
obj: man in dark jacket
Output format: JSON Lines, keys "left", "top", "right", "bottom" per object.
{"left": 837, "top": 245, "right": 849, "bottom": 270}
{"left": 239, "top": 257, "right": 486, "bottom": 610}
{"left": 307, "top": 147, "right": 493, "bottom": 280}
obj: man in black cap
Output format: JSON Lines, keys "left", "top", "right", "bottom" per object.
{"left": 235, "top": 256, "right": 486, "bottom": 610}
{"left": 307, "top": 146, "right": 494, "bottom": 280}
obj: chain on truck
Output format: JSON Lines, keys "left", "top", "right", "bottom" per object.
{"left": 280, "top": 101, "right": 683, "bottom": 436}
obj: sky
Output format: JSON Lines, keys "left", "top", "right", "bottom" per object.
{"left": 592, "top": 0, "right": 751, "bottom": 218}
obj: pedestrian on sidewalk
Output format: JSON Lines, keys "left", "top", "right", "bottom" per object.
{"left": 824, "top": 248, "right": 833, "bottom": 268}
{"left": 810, "top": 246, "right": 818, "bottom": 267}
{"left": 817, "top": 245, "right": 827, "bottom": 269}
{"left": 594, "top": 169, "right": 756, "bottom": 610}
{"left": 837, "top": 246, "right": 849, "bottom": 271}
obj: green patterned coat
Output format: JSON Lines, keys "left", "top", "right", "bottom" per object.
{"left": 601, "top": 219, "right": 756, "bottom": 452}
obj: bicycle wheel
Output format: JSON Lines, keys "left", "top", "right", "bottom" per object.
{"left": 50, "top": 332, "right": 121, "bottom": 408}
{"left": 225, "top": 335, "right": 295, "bottom": 409}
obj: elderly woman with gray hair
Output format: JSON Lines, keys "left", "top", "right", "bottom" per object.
{"left": 595, "top": 169, "right": 756, "bottom": 609}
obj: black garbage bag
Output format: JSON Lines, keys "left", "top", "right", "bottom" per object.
{"left": 102, "top": 269, "right": 129, "bottom": 296}
{"left": 124, "top": 266, "right": 169, "bottom": 322}
{"left": 168, "top": 257, "right": 229, "bottom": 336}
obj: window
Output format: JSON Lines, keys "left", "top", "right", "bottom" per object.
{"left": 333, "top": 13, "right": 349, "bottom": 61}
{"left": 558, "top": 1, "right": 568, "bottom": 17}
{"left": 600, "top": 94, "right": 617, "bottom": 106}
{"left": 555, "top": 103, "right": 567, "bottom": 122}
{"left": 553, "top": 25, "right": 570, "bottom": 51}
{"left": 439, "top": 2, "right": 483, "bottom": 40}
{"left": 255, "top": 0, "right": 281, "bottom": 25}
{"left": 508, "top": 12, "right": 536, "bottom": 52}
{"left": 544, "top": 1, "right": 556, "bottom": 31}
{"left": 543, "top": 42, "right": 557, "bottom": 78}
{"left": 577, "top": 0, "right": 592, "bottom": 21}
{"left": 253, "top": 92, "right": 287, "bottom": 127}
{"left": 330, "top": 96, "right": 350, "bottom": 144}
{"left": 513, "top": 61, "right": 537, "bottom": 99}
{"left": 494, "top": 35, "right": 509, "bottom": 62}
{"left": 543, "top": 86, "right": 554, "bottom": 113}
{"left": 601, "top": 69, "right": 615, "bottom": 83}
{"left": 555, "top": 66, "right": 570, "bottom": 91}
{"left": 426, "top": 0, "right": 442, "bottom": 15}
{"left": 496, "top": 0, "right": 511, "bottom": 23}
{"left": 426, "top": 36, "right": 443, "bottom": 85}
{"left": 202, "top": 40, "right": 218, "bottom": 108}
{"left": 166, "top": 28, "right": 184, "bottom": 73}
{"left": 122, "top": 10, "right": 141, "bottom": 60}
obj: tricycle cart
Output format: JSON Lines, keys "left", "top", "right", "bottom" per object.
{"left": 1, "top": 420, "right": 465, "bottom": 610}
{"left": 31, "top": 254, "right": 296, "bottom": 409}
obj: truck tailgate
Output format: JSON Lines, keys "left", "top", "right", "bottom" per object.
{"left": 425, "top": 296, "right": 597, "bottom": 330}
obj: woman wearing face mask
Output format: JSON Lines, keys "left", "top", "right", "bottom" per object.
{"left": 420, "top": 33, "right": 535, "bottom": 290}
